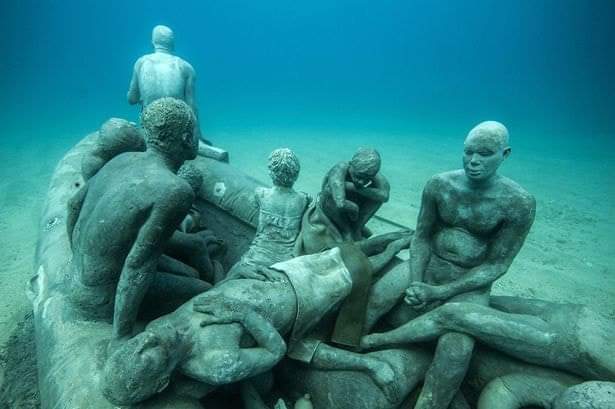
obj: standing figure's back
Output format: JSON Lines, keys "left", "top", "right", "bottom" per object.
{"left": 127, "top": 25, "right": 202, "bottom": 140}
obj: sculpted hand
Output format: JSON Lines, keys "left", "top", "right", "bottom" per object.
{"left": 404, "top": 282, "right": 443, "bottom": 310}
{"left": 193, "top": 294, "right": 248, "bottom": 326}
{"left": 230, "top": 265, "right": 283, "bottom": 282}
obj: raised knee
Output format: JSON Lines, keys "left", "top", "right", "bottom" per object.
{"left": 438, "top": 332, "right": 475, "bottom": 363}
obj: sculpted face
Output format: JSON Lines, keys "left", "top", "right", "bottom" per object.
{"left": 349, "top": 148, "right": 381, "bottom": 188}
{"left": 102, "top": 332, "right": 172, "bottom": 405}
{"left": 463, "top": 121, "right": 511, "bottom": 183}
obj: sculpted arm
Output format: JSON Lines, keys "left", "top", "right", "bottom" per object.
{"left": 66, "top": 183, "right": 88, "bottom": 246}
{"left": 113, "top": 187, "right": 193, "bottom": 340}
{"left": 184, "top": 63, "right": 198, "bottom": 118}
{"left": 436, "top": 195, "right": 536, "bottom": 300}
{"left": 193, "top": 298, "right": 286, "bottom": 384}
{"left": 328, "top": 163, "right": 351, "bottom": 209}
{"left": 127, "top": 59, "right": 142, "bottom": 105}
{"left": 350, "top": 173, "right": 390, "bottom": 203}
{"left": 410, "top": 179, "right": 439, "bottom": 282}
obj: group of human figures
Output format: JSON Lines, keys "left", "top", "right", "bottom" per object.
{"left": 63, "top": 25, "right": 614, "bottom": 409}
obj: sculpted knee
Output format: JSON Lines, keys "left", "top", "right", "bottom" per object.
{"left": 552, "top": 381, "right": 615, "bottom": 409}
{"left": 436, "top": 302, "right": 465, "bottom": 325}
{"left": 438, "top": 332, "right": 475, "bottom": 363}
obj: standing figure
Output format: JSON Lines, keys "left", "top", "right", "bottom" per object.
{"left": 401, "top": 121, "right": 536, "bottom": 409}
{"left": 127, "top": 25, "right": 210, "bottom": 145}
{"left": 227, "top": 148, "right": 310, "bottom": 281}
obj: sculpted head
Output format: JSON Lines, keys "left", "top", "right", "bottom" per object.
{"left": 141, "top": 97, "right": 198, "bottom": 162}
{"left": 268, "top": 148, "right": 300, "bottom": 188}
{"left": 101, "top": 331, "right": 173, "bottom": 405}
{"left": 152, "top": 25, "right": 175, "bottom": 52}
{"left": 463, "top": 121, "right": 511, "bottom": 183}
{"left": 350, "top": 148, "right": 381, "bottom": 188}
{"left": 98, "top": 118, "right": 145, "bottom": 155}
{"left": 178, "top": 163, "right": 203, "bottom": 194}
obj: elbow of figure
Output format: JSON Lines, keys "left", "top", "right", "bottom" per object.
{"left": 127, "top": 92, "right": 138, "bottom": 105}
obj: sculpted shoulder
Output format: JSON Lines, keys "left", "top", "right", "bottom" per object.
{"left": 424, "top": 170, "right": 461, "bottom": 197}
{"left": 497, "top": 176, "right": 536, "bottom": 221}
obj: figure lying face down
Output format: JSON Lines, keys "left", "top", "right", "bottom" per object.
{"left": 101, "top": 239, "right": 412, "bottom": 406}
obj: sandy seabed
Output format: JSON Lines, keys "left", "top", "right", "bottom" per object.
{"left": 0, "top": 124, "right": 613, "bottom": 395}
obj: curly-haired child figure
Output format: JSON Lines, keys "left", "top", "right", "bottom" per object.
{"left": 226, "top": 148, "right": 311, "bottom": 281}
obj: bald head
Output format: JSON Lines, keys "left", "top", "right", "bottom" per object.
{"left": 462, "top": 121, "right": 511, "bottom": 183}
{"left": 466, "top": 121, "right": 510, "bottom": 150}
{"left": 152, "top": 25, "right": 175, "bottom": 52}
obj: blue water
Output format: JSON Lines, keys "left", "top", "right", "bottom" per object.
{"left": 1, "top": 0, "right": 614, "bottom": 141}
{"left": 0, "top": 1, "right": 614, "bottom": 318}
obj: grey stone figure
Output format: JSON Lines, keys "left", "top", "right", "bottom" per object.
{"left": 101, "top": 242, "right": 410, "bottom": 405}
{"left": 127, "top": 25, "right": 210, "bottom": 145}
{"left": 226, "top": 148, "right": 310, "bottom": 281}
{"left": 81, "top": 117, "right": 146, "bottom": 180}
{"left": 67, "top": 98, "right": 209, "bottom": 345}
{"left": 477, "top": 375, "right": 615, "bottom": 409}
{"left": 362, "top": 296, "right": 615, "bottom": 381}
{"left": 297, "top": 148, "right": 390, "bottom": 254}
{"left": 399, "top": 121, "right": 536, "bottom": 409}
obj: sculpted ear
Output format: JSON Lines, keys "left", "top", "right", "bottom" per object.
{"left": 502, "top": 147, "right": 512, "bottom": 158}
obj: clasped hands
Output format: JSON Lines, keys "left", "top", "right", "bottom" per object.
{"left": 404, "top": 282, "right": 445, "bottom": 310}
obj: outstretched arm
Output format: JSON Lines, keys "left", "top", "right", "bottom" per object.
{"left": 127, "top": 59, "right": 142, "bottom": 105}
{"left": 113, "top": 188, "right": 193, "bottom": 340}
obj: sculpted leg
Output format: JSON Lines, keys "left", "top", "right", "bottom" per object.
{"left": 310, "top": 343, "right": 396, "bottom": 398}
{"left": 477, "top": 374, "right": 569, "bottom": 409}
{"left": 415, "top": 332, "right": 474, "bottom": 409}
{"left": 365, "top": 261, "right": 412, "bottom": 332}
{"left": 362, "top": 302, "right": 552, "bottom": 354}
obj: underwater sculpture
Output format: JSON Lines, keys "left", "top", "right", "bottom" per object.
{"left": 477, "top": 375, "right": 615, "bottom": 409}
{"left": 30, "top": 111, "right": 615, "bottom": 408}
{"left": 297, "top": 147, "right": 390, "bottom": 254}
{"left": 102, "top": 240, "right": 414, "bottom": 405}
{"left": 227, "top": 148, "right": 311, "bottom": 281}
{"left": 396, "top": 120, "right": 536, "bottom": 409}
{"left": 127, "top": 24, "right": 210, "bottom": 146}
{"left": 363, "top": 296, "right": 615, "bottom": 381}
{"left": 67, "top": 98, "right": 209, "bottom": 343}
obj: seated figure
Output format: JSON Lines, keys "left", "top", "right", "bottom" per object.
{"left": 67, "top": 98, "right": 210, "bottom": 343}
{"left": 227, "top": 148, "right": 310, "bottom": 281}
{"left": 297, "top": 147, "right": 390, "bottom": 254}
{"left": 386, "top": 121, "right": 536, "bottom": 409}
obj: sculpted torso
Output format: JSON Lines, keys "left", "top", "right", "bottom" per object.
{"left": 248, "top": 187, "right": 308, "bottom": 264}
{"left": 71, "top": 152, "right": 192, "bottom": 291}
{"left": 135, "top": 53, "right": 192, "bottom": 107}
{"left": 426, "top": 170, "right": 533, "bottom": 285}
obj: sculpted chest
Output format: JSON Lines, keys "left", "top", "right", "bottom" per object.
{"left": 436, "top": 189, "right": 504, "bottom": 237}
